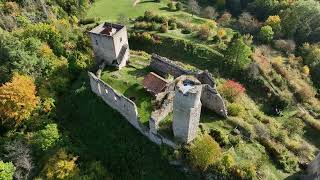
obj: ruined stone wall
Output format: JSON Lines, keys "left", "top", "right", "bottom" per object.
{"left": 150, "top": 54, "right": 191, "bottom": 78}
{"left": 88, "top": 72, "right": 140, "bottom": 128}
{"left": 88, "top": 72, "right": 179, "bottom": 148}
{"left": 150, "top": 92, "right": 174, "bottom": 133}
{"left": 201, "top": 85, "right": 228, "bottom": 117}
{"left": 195, "top": 70, "right": 216, "bottom": 88}
{"left": 150, "top": 54, "right": 227, "bottom": 117}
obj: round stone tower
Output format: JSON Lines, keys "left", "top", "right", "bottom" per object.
{"left": 172, "top": 75, "right": 202, "bottom": 143}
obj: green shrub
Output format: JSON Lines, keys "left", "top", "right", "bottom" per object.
{"left": 151, "top": 22, "right": 159, "bottom": 31}
{"left": 144, "top": 11, "right": 155, "bottom": 21}
{"left": 197, "top": 25, "right": 213, "bottom": 40}
{"left": 168, "top": 17, "right": 177, "bottom": 26}
{"left": 34, "top": 123, "right": 60, "bottom": 151}
{"left": 209, "top": 129, "right": 229, "bottom": 147}
{"left": 259, "top": 25, "right": 274, "bottom": 43}
{"left": 176, "top": 2, "right": 182, "bottom": 11}
{"left": 170, "top": 23, "right": 177, "bottom": 30}
{"left": 0, "top": 161, "right": 15, "bottom": 180}
{"left": 187, "top": 134, "right": 222, "bottom": 171}
{"left": 79, "top": 18, "right": 95, "bottom": 25}
{"left": 167, "top": 2, "right": 175, "bottom": 10}
{"left": 159, "top": 24, "right": 168, "bottom": 33}
{"left": 181, "top": 28, "right": 192, "bottom": 34}
{"left": 228, "top": 103, "right": 244, "bottom": 117}
{"left": 232, "top": 162, "right": 257, "bottom": 179}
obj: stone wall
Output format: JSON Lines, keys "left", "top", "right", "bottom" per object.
{"left": 150, "top": 92, "right": 174, "bottom": 133}
{"left": 150, "top": 54, "right": 227, "bottom": 117}
{"left": 88, "top": 72, "right": 179, "bottom": 148}
{"left": 88, "top": 72, "right": 140, "bottom": 128}
{"left": 201, "top": 85, "right": 228, "bottom": 117}
{"left": 150, "top": 54, "right": 191, "bottom": 78}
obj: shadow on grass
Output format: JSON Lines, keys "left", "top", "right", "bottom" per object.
{"left": 57, "top": 74, "right": 192, "bottom": 180}
{"left": 304, "top": 124, "right": 320, "bottom": 148}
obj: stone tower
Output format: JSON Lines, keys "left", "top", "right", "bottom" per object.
{"left": 172, "top": 76, "right": 202, "bottom": 143}
{"left": 89, "top": 22, "right": 130, "bottom": 69}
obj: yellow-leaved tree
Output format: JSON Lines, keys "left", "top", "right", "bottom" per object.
{"left": 0, "top": 73, "right": 39, "bottom": 128}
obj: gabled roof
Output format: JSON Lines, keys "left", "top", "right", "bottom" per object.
{"left": 143, "top": 72, "right": 168, "bottom": 95}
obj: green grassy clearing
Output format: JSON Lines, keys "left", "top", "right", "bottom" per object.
{"left": 86, "top": 0, "right": 169, "bottom": 21}
{"left": 100, "top": 53, "right": 153, "bottom": 125}
{"left": 86, "top": 0, "right": 209, "bottom": 24}
{"left": 57, "top": 74, "right": 193, "bottom": 179}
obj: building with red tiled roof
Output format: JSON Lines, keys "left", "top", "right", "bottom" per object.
{"left": 143, "top": 72, "right": 169, "bottom": 95}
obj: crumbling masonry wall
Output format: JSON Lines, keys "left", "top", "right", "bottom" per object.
{"left": 88, "top": 72, "right": 140, "bottom": 129}
{"left": 88, "top": 72, "right": 179, "bottom": 148}
{"left": 150, "top": 54, "right": 227, "bottom": 117}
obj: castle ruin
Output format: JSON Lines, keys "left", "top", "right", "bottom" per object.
{"left": 88, "top": 23, "right": 227, "bottom": 146}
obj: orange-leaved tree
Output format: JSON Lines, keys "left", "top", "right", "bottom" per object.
{"left": 0, "top": 73, "right": 39, "bottom": 128}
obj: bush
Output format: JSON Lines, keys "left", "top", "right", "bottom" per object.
{"left": 41, "top": 149, "right": 79, "bottom": 179}
{"left": 227, "top": 103, "right": 245, "bottom": 116}
{"left": 170, "top": 23, "right": 177, "bottom": 30}
{"left": 187, "top": 134, "right": 222, "bottom": 171}
{"left": 259, "top": 25, "right": 274, "bottom": 43}
{"left": 273, "top": 39, "right": 296, "bottom": 54}
{"left": 151, "top": 22, "right": 159, "bottom": 31}
{"left": 167, "top": 2, "right": 175, "bottom": 10}
{"left": 34, "top": 123, "right": 60, "bottom": 151}
{"left": 197, "top": 25, "right": 213, "bottom": 40}
{"left": 202, "top": 6, "right": 217, "bottom": 19}
{"left": 79, "top": 18, "right": 95, "bottom": 25}
{"left": 159, "top": 24, "right": 168, "bottom": 33}
{"left": 209, "top": 129, "right": 229, "bottom": 146}
{"left": 219, "top": 80, "right": 245, "bottom": 102}
{"left": 176, "top": 2, "right": 183, "bottom": 10}
{"left": 0, "top": 161, "right": 15, "bottom": 180}
{"left": 144, "top": 11, "right": 155, "bottom": 21}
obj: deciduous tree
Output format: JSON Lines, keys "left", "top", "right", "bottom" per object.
{"left": 188, "top": 0, "right": 200, "bottom": 16}
{"left": 0, "top": 74, "right": 39, "bottom": 128}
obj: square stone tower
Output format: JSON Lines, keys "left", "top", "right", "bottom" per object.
{"left": 173, "top": 76, "right": 202, "bottom": 143}
{"left": 89, "top": 22, "right": 130, "bottom": 69}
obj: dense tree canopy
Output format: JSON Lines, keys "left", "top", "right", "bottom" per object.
{"left": 0, "top": 74, "right": 38, "bottom": 128}
{"left": 281, "top": 0, "right": 320, "bottom": 43}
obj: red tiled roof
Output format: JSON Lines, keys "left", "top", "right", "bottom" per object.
{"left": 143, "top": 72, "right": 168, "bottom": 95}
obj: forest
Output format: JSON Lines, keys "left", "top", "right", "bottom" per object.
{"left": 0, "top": 0, "right": 320, "bottom": 179}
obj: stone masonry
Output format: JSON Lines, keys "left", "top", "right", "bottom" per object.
{"left": 89, "top": 22, "right": 130, "bottom": 69}
{"left": 150, "top": 54, "right": 228, "bottom": 117}
{"left": 173, "top": 76, "right": 202, "bottom": 143}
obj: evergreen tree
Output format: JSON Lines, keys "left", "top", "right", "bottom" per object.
{"left": 224, "top": 34, "right": 252, "bottom": 74}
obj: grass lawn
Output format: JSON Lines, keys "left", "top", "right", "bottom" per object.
{"left": 86, "top": 0, "right": 209, "bottom": 24}
{"left": 100, "top": 52, "right": 153, "bottom": 125}
{"left": 86, "top": 0, "right": 170, "bottom": 21}
{"left": 57, "top": 73, "right": 195, "bottom": 180}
